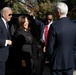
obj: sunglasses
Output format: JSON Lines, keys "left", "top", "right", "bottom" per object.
{"left": 8, "top": 14, "right": 12, "bottom": 16}
{"left": 47, "top": 19, "right": 52, "bottom": 21}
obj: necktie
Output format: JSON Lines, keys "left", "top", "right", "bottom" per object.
{"left": 6, "top": 23, "right": 11, "bottom": 39}
{"left": 44, "top": 25, "right": 48, "bottom": 46}
{"left": 6, "top": 23, "right": 9, "bottom": 29}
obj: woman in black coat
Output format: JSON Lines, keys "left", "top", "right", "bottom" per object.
{"left": 13, "top": 15, "right": 33, "bottom": 75}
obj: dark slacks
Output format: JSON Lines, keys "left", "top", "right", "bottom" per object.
{"left": 40, "top": 52, "right": 46, "bottom": 74}
{"left": 51, "top": 68, "right": 74, "bottom": 75}
{"left": 40, "top": 42, "right": 49, "bottom": 75}
{"left": 0, "top": 62, "right": 5, "bottom": 75}
{"left": 16, "top": 52, "right": 32, "bottom": 75}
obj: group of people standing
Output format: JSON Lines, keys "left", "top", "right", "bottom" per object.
{"left": 0, "top": 2, "right": 76, "bottom": 75}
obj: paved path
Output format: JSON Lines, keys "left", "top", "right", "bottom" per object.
{"left": 6, "top": 65, "right": 76, "bottom": 75}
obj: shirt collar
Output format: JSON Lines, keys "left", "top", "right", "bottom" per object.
{"left": 1, "top": 17, "right": 7, "bottom": 24}
{"left": 48, "top": 21, "right": 53, "bottom": 25}
{"left": 60, "top": 15, "right": 67, "bottom": 19}
{"left": 48, "top": 21, "right": 53, "bottom": 27}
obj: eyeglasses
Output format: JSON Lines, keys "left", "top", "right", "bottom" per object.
{"left": 8, "top": 14, "right": 12, "bottom": 16}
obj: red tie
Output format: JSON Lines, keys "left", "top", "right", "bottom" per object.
{"left": 44, "top": 25, "right": 48, "bottom": 46}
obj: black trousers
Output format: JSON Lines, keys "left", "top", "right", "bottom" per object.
{"left": 0, "top": 62, "right": 5, "bottom": 75}
{"left": 51, "top": 68, "right": 74, "bottom": 75}
{"left": 40, "top": 42, "right": 51, "bottom": 75}
{"left": 17, "top": 52, "right": 32, "bottom": 75}
{"left": 40, "top": 52, "right": 47, "bottom": 75}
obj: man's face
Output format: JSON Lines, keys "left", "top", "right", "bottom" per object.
{"left": 46, "top": 15, "right": 53, "bottom": 24}
{"left": 3, "top": 9, "right": 12, "bottom": 22}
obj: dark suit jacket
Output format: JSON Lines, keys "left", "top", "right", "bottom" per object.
{"left": 0, "top": 18, "right": 11, "bottom": 61}
{"left": 47, "top": 17, "right": 76, "bottom": 69}
{"left": 34, "top": 19, "right": 46, "bottom": 42}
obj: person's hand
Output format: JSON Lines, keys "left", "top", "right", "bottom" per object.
{"left": 7, "top": 40, "right": 12, "bottom": 46}
{"left": 29, "top": 12, "right": 34, "bottom": 16}
{"left": 43, "top": 46, "right": 46, "bottom": 52}
{"left": 22, "top": 60, "right": 26, "bottom": 67}
{"left": 28, "top": 12, "right": 35, "bottom": 19}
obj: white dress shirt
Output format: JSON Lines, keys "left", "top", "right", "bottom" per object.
{"left": 41, "top": 21, "right": 53, "bottom": 43}
{"left": 1, "top": 17, "right": 8, "bottom": 46}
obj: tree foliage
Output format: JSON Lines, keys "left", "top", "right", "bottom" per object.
{"left": 0, "top": 0, "right": 76, "bottom": 19}
{"left": 65, "top": 0, "right": 76, "bottom": 19}
{"left": 35, "top": 1, "right": 55, "bottom": 20}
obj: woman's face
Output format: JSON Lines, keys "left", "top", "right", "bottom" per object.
{"left": 23, "top": 18, "right": 29, "bottom": 29}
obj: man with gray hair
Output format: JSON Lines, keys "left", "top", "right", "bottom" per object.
{"left": 46, "top": 2, "right": 76, "bottom": 75}
{"left": 0, "top": 7, "right": 12, "bottom": 75}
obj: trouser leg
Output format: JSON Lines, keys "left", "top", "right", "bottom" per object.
{"left": 40, "top": 52, "right": 46, "bottom": 75}
{"left": 0, "top": 62, "right": 5, "bottom": 75}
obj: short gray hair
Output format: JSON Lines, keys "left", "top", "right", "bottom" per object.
{"left": 1, "top": 7, "right": 12, "bottom": 16}
{"left": 55, "top": 2, "right": 68, "bottom": 15}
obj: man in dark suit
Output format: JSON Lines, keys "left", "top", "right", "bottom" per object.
{"left": 0, "top": 7, "right": 12, "bottom": 75}
{"left": 30, "top": 12, "right": 53, "bottom": 75}
{"left": 46, "top": 2, "right": 76, "bottom": 75}
{"left": 39, "top": 12, "right": 53, "bottom": 75}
